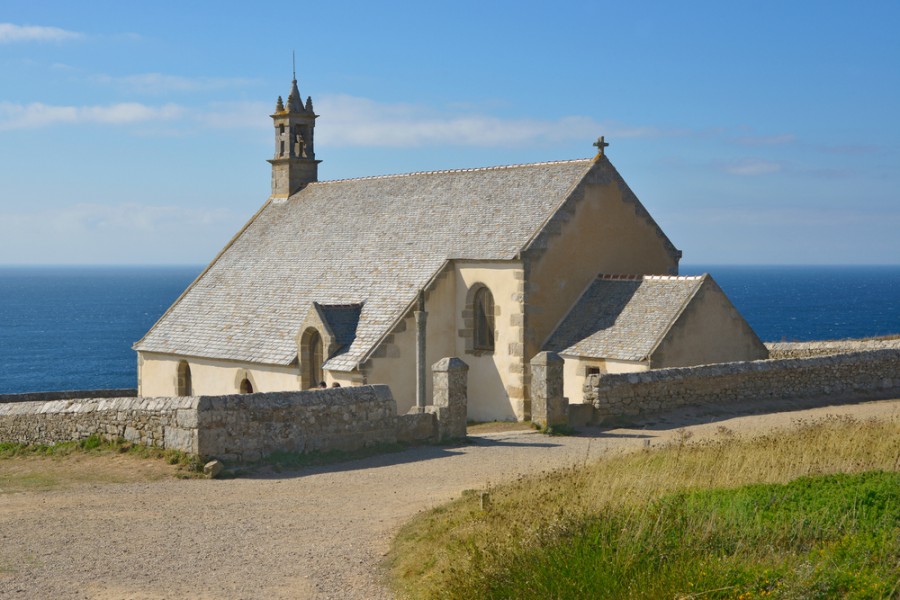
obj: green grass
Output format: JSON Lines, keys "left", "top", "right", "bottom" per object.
{"left": 446, "top": 472, "right": 899, "bottom": 599}
{"left": 390, "top": 416, "right": 900, "bottom": 599}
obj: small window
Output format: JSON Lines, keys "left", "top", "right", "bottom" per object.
{"left": 586, "top": 367, "right": 601, "bottom": 376}
{"left": 473, "top": 287, "right": 495, "bottom": 352}
{"left": 239, "top": 378, "right": 254, "bottom": 394}
{"left": 176, "top": 361, "right": 192, "bottom": 396}
{"left": 306, "top": 330, "right": 323, "bottom": 389}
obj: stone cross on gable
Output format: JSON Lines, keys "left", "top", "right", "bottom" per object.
{"left": 593, "top": 136, "right": 609, "bottom": 157}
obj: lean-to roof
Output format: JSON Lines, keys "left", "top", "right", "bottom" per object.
{"left": 544, "top": 274, "right": 707, "bottom": 362}
{"left": 135, "top": 158, "right": 597, "bottom": 370}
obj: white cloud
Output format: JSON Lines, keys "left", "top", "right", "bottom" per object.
{"left": 2, "top": 203, "right": 236, "bottom": 234}
{"left": 197, "top": 101, "right": 271, "bottom": 129}
{"left": 734, "top": 133, "right": 796, "bottom": 146}
{"left": 0, "top": 92, "right": 691, "bottom": 148}
{"left": 0, "top": 203, "right": 240, "bottom": 264}
{"left": 720, "top": 158, "right": 784, "bottom": 176}
{"left": 316, "top": 94, "right": 676, "bottom": 148}
{"left": 0, "top": 23, "right": 83, "bottom": 43}
{"left": 0, "top": 102, "right": 184, "bottom": 130}
{"left": 93, "top": 72, "right": 257, "bottom": 94}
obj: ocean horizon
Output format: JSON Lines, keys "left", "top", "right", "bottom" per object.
{"left": 1, "top": 264, "right": 898, "bottom": 394}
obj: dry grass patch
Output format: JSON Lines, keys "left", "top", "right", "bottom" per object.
{"left": 0, "top": 436, "right": 202, "bottom": 494}
{"left": 466, "top": 421, "right": 534, "bottom": 435}
{"left": 390, "top": 414, "right": 900, "bottom": 599}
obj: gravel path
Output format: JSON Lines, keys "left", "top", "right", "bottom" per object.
{"left": 1, "top": 397, "right": 898, "bottom": 599}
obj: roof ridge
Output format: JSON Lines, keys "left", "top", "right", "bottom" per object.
{"left": 596, "top": 273, "right": 706, "bottom": 281}
{"left": 312, "top": 158, "right": 592, "bottom": 185}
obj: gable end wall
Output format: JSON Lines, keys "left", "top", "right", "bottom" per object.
{"left": 521, "top": 160, "right": 680, "bottom": 415}
{"left": 650, "top": 279, "right": 769, "bottom": 368}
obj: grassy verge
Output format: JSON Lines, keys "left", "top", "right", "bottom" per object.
{"left": 0, "top": 435, "right": 204, "bottom": 474}
{"left": 390, "top": 415, "right": 900, "bottom": 599}
{"left": 466, "top": 421, "right": 534, "bottom": 435}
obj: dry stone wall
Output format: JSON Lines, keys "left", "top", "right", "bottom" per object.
{"left": 1, "top": 373, "right": 469, "bottom": 462}
{"left": 766, "top": 339, "right": 900, "bottom": 359}
{"left": 196, "top": 386, "right": 397, "bottom": 462}
{"left": 584, "top": 349, "right": 900, "bottom": 421}
{"left": 0, "top": 389, "right": 137, "bottom": 404}
{"left": 0, "top": 396, "right": 199, "bottom": 452}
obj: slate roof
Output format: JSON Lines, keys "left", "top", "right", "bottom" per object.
{"left": 317, "top": 303, "right": 363, "bottom": 354}
{"left": 135, "top": 158, "right": 597, "bottom": 370}
{"left": 544, "top": 274, "right": 707, "bottom": 362}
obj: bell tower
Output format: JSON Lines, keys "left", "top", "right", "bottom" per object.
{"left": 268, "top": 71, "right": 320, "bottom": 198}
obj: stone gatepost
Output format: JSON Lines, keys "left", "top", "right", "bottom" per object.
{"left": 430, "top": 357, "right": 468, "bottom": 441}
{"left": 530, "top": 351, "right": 568, "bottom": 429}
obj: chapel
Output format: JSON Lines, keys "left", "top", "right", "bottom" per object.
{"left": 134, "top": 77, "right": 767, "bottom": 421}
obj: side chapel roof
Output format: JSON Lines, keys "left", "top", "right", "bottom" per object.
{"left": 544, "top": 274, "right": 708, "bottom": 362}
{"left": 135, "top": 157, "right": 677, "bottom": 371}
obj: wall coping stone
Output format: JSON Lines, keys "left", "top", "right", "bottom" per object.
{"left": 432, "top": 357, "right": 469, "bottom": 372}
{"left": 0, "top": 389, "right": 138, "bottom": 404}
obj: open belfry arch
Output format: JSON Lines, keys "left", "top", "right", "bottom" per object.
{"left": 134, "top": 72, "right": 766, "bottom": 421}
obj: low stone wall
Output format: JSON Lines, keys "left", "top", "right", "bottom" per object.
{"left": 0, "top": 389, "right": 138, "bottom": 404}
{"left": 584, "top": 349, "right": 900, "bottom": 421}
{"left": 0, "top": 396, "right": 199, "bottom": 452}
{"left": 766, "top": 339, "right": 900, "bottom": 359}
{"left": 0, "top": 358, "right": 472, "bottom": 462}
{"left": 197, "top": 386, "right": 397, "bottom": 462}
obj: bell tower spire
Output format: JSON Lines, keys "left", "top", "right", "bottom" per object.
{"left": 268, "top": 62, "right": 320, "bottom": 198}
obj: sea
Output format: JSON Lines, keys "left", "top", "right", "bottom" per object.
{"left": 0, "top": 265, "right": 898, "bottom": 394}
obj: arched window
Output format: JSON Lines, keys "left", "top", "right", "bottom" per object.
{"left": 473, "top": 287, "right": 495, "bottom": 352}
{"left": 306, "top": 330, "right": 323, "bottom": 388}
{"left": 239, "top": 378, "right": 254, "bottom": 394}
{"left": 176, "top": 361, "right": 192, "bottom": 396}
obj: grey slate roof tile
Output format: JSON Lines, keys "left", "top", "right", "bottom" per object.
{"left": 136, "top": 159, "right": 594, "bottom": 369}
{"left": 545, "top": 275, "right": 706, "bottom": 361}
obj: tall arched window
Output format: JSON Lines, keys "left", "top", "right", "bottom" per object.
{"left": 473, "top": 287, "right": 495, "bottom": 352}
{"left": 176, "top": 361, "right": 192, "bottom": 396}
{"left": 306, "top": 330, "right": 323, "bottom": 388}
{"left": 239, "top": 377, "right": 254, "bottom": 394}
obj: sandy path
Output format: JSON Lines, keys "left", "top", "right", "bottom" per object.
{"left": 1, "top": 397, "right": 898, "bottom": 599}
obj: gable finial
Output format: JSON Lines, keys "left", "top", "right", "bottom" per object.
{"left": 593, "top": 135, "right": 609, "bottom": 158}
{"left": 292, "top": 50, "right": 296, "bottom": 81}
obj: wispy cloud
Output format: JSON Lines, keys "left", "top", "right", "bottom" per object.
{"left": 734, "top": 133, "right": 796, "bottom": 146}
{"left": 0, "top": 102, "right": 184, "bottom": 130}
{"left": 196, "top": 101, "right": 271, "bottom": 129}
{"left": 2, "top": 203, "right": 236, "bottom": 234}
{"left": 0, "top": 23, "right": 84, "bottom": 43}
{"left": 0, "top": 203, "right": 240, "bottom": 263}
{"left": 93, "top": 72, "right": 258, "bottom": 94}
{"left": 672, "top": 206, "right": 900, "bottom": 227}
{"left": 317, "top": 94, "right": 680, "bottom": 148}
{"left": 0, "top": 92, "right": 697, "bottom": 147}
{"left": 720, "top": 158, "right": 784, "bottom": 176}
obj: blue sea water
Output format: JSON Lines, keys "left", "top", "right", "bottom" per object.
{"left": 682, "top": 265, "right": 900, "bottom": 343}
{"left": 0, "top": 265, "right": 898, "bottom": 394}
{"left": 0, "top": 266, "right": 201, "bottom": 394}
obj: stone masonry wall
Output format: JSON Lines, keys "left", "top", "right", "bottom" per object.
{"left": 0, "top": 396, "right": 199, "bottom": 452}
{"left": 0, "top": 389, "right": 138, "bottom": 404}
{"left": 195, "top": 386, "right": 397, "bottom": 462}
{"left": 0, "top": 382, "right": 464, "bottom": 462}
{"left": 584, "top": 349, "right": 900, "bottom": 421}
{"left": 766, "top": 339, "right": 900, "bottom": 359}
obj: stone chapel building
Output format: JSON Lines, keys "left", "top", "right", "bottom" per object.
{"left": 134, "top": 77, "right": 767, "bottom": 421}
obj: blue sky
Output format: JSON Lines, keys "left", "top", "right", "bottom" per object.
{"left": 1, "top": 1, "right": 897, "bottom": 265}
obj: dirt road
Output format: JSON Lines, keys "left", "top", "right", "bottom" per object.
{"left": 1, "top": 397, "right": 898, "bottom": 599}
